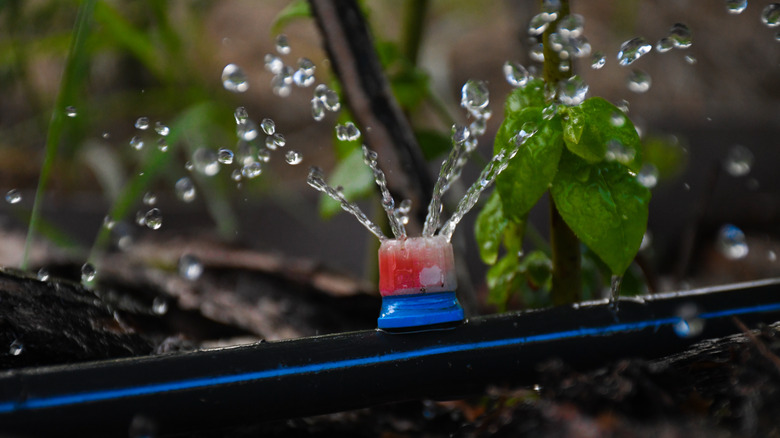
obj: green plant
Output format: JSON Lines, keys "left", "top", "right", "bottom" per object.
{"left": 475, "top": 0, "right": 650, "bottom": 309}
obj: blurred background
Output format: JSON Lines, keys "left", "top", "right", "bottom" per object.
{"left": 0, "top": 0, "right": 778, "bottom": 340}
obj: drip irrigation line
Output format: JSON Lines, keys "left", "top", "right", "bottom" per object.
{"left": 1, "top": 279, "right": 779, "bottom": 436}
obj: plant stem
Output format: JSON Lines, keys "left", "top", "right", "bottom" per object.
{"left": 401, "top": 0, "right": 429, "bottom": 67}
{"left": 22, "top": 0, "right": 96, "bottom": 270}
{"left": 541, "top": 0, "right": 582, "bottom": 304}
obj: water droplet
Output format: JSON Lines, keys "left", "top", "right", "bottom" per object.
{"left": 469, "top": 118, "right": 487, "bottom": 137}
{"left": 130, "top": 136, "right": 144, "bottom": 151}
{"left": 655, "top": 37, "right": 674, "bottom": 53}
{"left": 673, "top": 304, "right": 704, "bottom": 338}
{"left": 452, "top": 124, "right": 470, "bottom": 144}
{"left": 134, "top": 116, "right": 150, "bottom": 130}
{"left": 192, "top": 148, "right": 220, "bottom": 176}
{"left": 529, "top": 43, "right": 545, "bottom": 62}
{"left": 460, "top": 80, "right": 490, "bottom": 116}
{"left": 723, "top": 144, "right": 753, "bottom": 176}
{"left": 639, "top": 231, "right": 653, "bottom": 251}
{"left": 234, "top": 107, "right": 248, "bottom": 125}
{"left": 293, "top": 57, "right": 316, "bottom": 87}
{"left": 311, "top": 98, "right": 326, "bottom": 121}
{"left": 636, "top": 163, "right": 659, "bottom": 188}
{"left": 231, "top": 169, "right": 242, "bottom": 181}
{"left": 769, "top": 250, "right": 777, "bottom": 262}
{"left": 774, "top": 30, "right": 780, "bottom": 41}
{"left": 154, "top": 122, "right": 169, "bottom": 136}
{"left": 152, "top": 296, "right": 168, "bottom": 315}
{"left": 102, "top": 132, "right": 110, "bottom": 139}
{"left": 218, "top": 148, "right": 234, "bottom": 164}
{"left": 556, "top": 14, "right": 584, "bottom": 38}
{"left": 606, "top": 139, "right": 636, "bottom": 164}
{"left": 9, "top": 340, "right": 23, "bottom": 356}
{"left": 271, "top": 74, "right": 292, "bottom": 97}
{"left": 81, "top": 263, "right": 97, "bottom": 283}
{"left": 175, "top": 177, "right": 197, "bottom": 203}
{"left": 257, "top": 149, "right": 271, "bottom": 163}
{"left": 761, "top": 4, "right": 780, "bottom": 27}
{"left": 221, "top": 63, "right": 249, "bottom": 93}
{"left": 285, "top": 150, "right": 303, "bottom": 165}
{"left": 557, "top": 75, "right": 588, "bottom": 106}
{"left": 37, "top": 267, "right": 50, "bottom": 281}
{"left": 103, "top": 215, "right": 116, "bottom": 230}
{"left": 142, "top": 192, "right": 157, "bottom": 206}
{"left": 528, "top": 13, "right": 552, "bottom": 35}
{"left": 717, "top": 224, "right": 749, "bottom": 259}
{"left": 684, "top": 55, "right": 697, "bottom": 65}
{"left": 726, "top": 0, "right": 748, "bottom": 14}
{"left": 541, "top": 0, "right": 561, "bottom": 15}
{"left": 617, "top": 37, "right": 652, "bottom": 66}
{"left": 241, "top": 162, "right": 263, "bottom": 179}
{"left": 590, "top": 51, "right": 606, "bottom": 69}
{"left": 144, "top": 208, "right": 163, "bottom": 230}
{"left": 65, "top": 106, "right": 77, "bottom": 117}
{"left": 503, "top": 61, "right": 530, "bottom": 87}
{"left": 335, "top": 122, "right": 361, "bottom": 141}
{"left": 179, "top": 254, "right": 203, "bottom": 280}
{"left": 610, "top": 112, "right": 626, "bottom": 127}
{"left": 156, "top": 138, "right": 168, "bottom": 152}
{"left": 627, "top": 69, "right": 651, "bottom": 93}
{"left": 668, "top": 23, "right": 692, "bottom": 49}
{"left": 260, "top": 118, "right": 276, "bottom": 136}
{"left": 237, "top": 119, "right": 258, "bottom": 141}
{"left": 275, "top": 34, "right": 291, "bottom": 54}
{"left": 264, "top": 54, "right": 283, "bottom": 75}
{"left": 322, "top": 88, "right": 340, "bottom": 112}
{"left": 272, "top": 133, "right": 286, "bottom": 148}
{"left": 5, "top": 189, "right": 21, "bottom": 204}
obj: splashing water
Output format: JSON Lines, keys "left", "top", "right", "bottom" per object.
{"left": 307, "top": 166, "right": 386, "bottom": 241}
{"left": 617, "top": 37, "right": 652, "bottom": 66}
{"left": 558, "top": 75, "right": 588, "bottom": 105}
{"left": 362, "top": 145, "right": 406, "bottom": 239}
{"left": 423, "top": 126, "right": 469, "bottom": 237}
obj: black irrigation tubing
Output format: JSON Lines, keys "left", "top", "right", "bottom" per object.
{"left": 2, "top": 278, "right": 780, "bottom": 436}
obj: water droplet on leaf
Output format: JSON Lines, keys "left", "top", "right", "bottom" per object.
{"left": 65, "top": 106, "right": 77, "bottom": 117}
{"left": 221, "top": 64, "right": 249, "bottom": 93}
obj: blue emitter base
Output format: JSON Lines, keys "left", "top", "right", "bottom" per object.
{"left": 377, "top": 291, "right": 465, "bottom": 330}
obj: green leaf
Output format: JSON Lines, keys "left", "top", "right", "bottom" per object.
{"left": 486, "top": 253, "right": 523, "bottom": 311}
{"left": 390, "top": 66, "right": 429, "bottom": 111}
{"left": 474, "top": 191, "right": 508, "bottom": 265}
{"left": 318, "top": 146, "right": 375, "bottom": 219}
{"left": 550, "top": 150, "right": 651, "bottom": 275}
{"left": 504, "top": 78, "right": 546, "bottom": 117}
{"left": 520, "top": 250, "right": 552, "bottom": 288}
{"left": 271, "top": 0, "right": 311, "bottom": 35}
{"left": 495, "top": 108, "right": 564, "bottom": 221}
{"left": 562, "top": 97, "right": 642, "bottom": 171}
